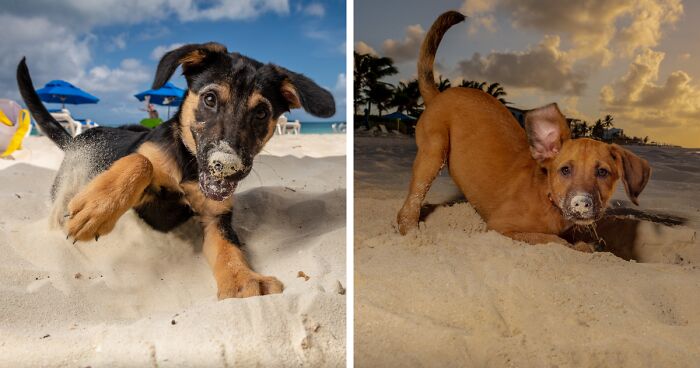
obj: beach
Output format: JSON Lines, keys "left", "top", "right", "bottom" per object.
{"left": 0, "top": 134, "right": 346, "bottom": 367}
{"left": 355, "top": 135, "right": 700, "bottom": 367}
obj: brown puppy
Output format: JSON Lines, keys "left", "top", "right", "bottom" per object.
{"left": 397, "top": 11, "right": 651, "bottom": 249}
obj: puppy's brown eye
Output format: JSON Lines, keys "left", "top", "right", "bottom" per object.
{"left": 202, "top": 92, "right": 217, "bottom": 108}
{"left": 597, "top": 168, "right": 609, "bottom": 178}
{"left": 560, "top": 166, "right": 571, "bottom": 177}
{"left": 254, "top": 108, "right": 269, "bottom": 121}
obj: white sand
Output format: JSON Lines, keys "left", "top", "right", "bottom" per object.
{"left": 355, "top": 136, "right": 700, "bottom": 367}
{"left": 0, "top": 134, "right": 346, "bottom": 367}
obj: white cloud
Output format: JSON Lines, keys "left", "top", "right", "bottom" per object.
{"left": 457, "top": 35, "right": 586, "bottom": 95}
{"left": 150, "top": 43, "right": 185, "bottom": 61}
{"left": 354, "top": 41, "right": 377, "bottom": 56}
{"left": 107, "top": 33, "right": 127, "bottom": 51}
{"left": 3, "top": 0, "right": 291, "bottom": 28}
{"left": 0, "top": 14, "right": 91, "bottom": 101}
{"left": 461, "top": 0, "right": 498, "bottom": 34}
{"left": 304, "top": 3, "right": 325, "bottom": 17}
{"left": 77, "top": 58, "right": 151, "bottom": 94}
{"left": 333, "top": 73, "right": 346, "bottom": 111}
{"left": 304, "top": 29, "right": 332, "bottom": 41}
{"left": 334, "top": 73, "right": 346, "bottom": 92}
{"left": 174, "top": 0, "right": 290, "bottom": 21}
{"left": 600, "top": 48, "right": 700, "bottom": 146}
{"left": 355, "top": 24, "right": 428, "bottom": 63}
{"left": 381, "top": 24, "right": 425, "bottom": 63}
{"left": 462, "top": 0, "right": 683, "bottom": 67}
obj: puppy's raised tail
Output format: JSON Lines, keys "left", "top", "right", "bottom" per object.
{"left": 418, "top": 11, "right": 465, "bottom": 106}
{"left": 16, "top": 58, "right": 72, "bottom": 150}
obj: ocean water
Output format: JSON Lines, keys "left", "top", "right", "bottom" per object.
{"left": 30, "top": 120, "right": 347, "bottom": 135}
{"left": 300, "top": 121, "right": 346, "bottom": 134}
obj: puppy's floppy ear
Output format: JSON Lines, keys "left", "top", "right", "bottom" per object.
{"left": 152, "top": 42, "right": 228, "bottom": 89}
{"left": 524, "top": 103, "right": 571, "bottom": 163}
{"left": 610, "top": 144, "right": 651, "bottom": 205}
{"left": 276, "top": 66, "right": 336, "bottom": 118}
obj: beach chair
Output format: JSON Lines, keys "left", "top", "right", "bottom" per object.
{"left": 285, "top": 119, "right": 301, "bottom": 134}
{"left": 276, "top": 115, "right": 288, "bottom": 135}
{"left": 0, "top": 99, "right": 31, "bottom": 158}
{"left": 378, "top": 124, "right": 389, "bottom": 136}
{"left": 48, "top": 108, "right": 81, "bottom": 136}
{"left": 46, "top": 108, "right": 98, "bottom": 137}
{"left": 76, "top": 118, "right": 99, "bottom": 130}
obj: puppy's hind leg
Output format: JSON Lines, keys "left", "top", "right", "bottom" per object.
{"left": 66, "top": 153, "right": 153, "bottom": 242}
{"left": 397, "top": 131, "right": 448, "bottom": 235}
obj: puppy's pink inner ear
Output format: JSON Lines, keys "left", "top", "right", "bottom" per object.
{"left": 529, "top": 123, "right": 562, "bottom": 161}
{"left": 525, "top": 103, "right": 569, "bottom": 162}
{"left": 281, "top": 82, "right": 301, "bottom": 109}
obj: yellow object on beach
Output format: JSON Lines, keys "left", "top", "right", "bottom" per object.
{"left": 0, "top": 109, "right": 30, "bottom": 157}
{"left": 0, "top": 108, "right": 13, "bottom": 127}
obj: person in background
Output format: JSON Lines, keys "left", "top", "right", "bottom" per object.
{"left": 139, "top": 96, "right": 159, "bottom": 119}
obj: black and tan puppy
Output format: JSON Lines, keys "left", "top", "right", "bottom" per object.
{"left": 17, "top": 42, "right": 335, "bottom": 299}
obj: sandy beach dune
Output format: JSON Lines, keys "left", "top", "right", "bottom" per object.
{"left": 0, "top": 134, "right": 346, "bottom": 367}
{"left": 355, "top": 136, "right": 700, "bottom": 367}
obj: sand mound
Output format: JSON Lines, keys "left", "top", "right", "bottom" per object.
{"left": 0, "top": 135, "right": 346, "bottom": 367}
{"left": 355, "top": 136, "right": 700, "bottom": 367}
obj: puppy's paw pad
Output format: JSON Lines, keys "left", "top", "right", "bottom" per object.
{"left": 66, "top": 196, "right": 120, "bottom": 242}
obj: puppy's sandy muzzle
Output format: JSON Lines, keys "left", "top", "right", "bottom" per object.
{"left": 570, "top": 194, "right": 593, "bottom": 216}
{"left": 208, "top": 150, "right": 247, "bottom": 179}
{"left": 564, "top": 193, "right": 602, "bottom": 224}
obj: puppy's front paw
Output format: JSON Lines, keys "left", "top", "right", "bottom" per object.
{"left": 217, "top": 271, "right": 284, "bottom": 300}
{"left": 66, "top": 193, "right": 122, "bottom": 242}
{"left": 397, "top": 207, "right": 419, "bottom": 235}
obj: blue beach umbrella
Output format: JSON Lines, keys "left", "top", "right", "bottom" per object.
{"left": 134, "top": 82, "right": 185, "bottom": 118}
{"left": 36, "top": 80, "right": 99, "bottom": 109}
{"left": 384, "top": 111, "right": 416, "bottom": 121}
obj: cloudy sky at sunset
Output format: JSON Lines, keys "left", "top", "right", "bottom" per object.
{"left": 356, "top": 0, "right": 699, "bottom": 148}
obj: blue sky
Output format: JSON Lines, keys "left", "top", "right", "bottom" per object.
{"left": 0, "top": 0, "right": 346, "bottom": 126}
{"left": 356, "top": 0, "right": 700, "bottom": 148}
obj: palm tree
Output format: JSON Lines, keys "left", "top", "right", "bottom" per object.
{"left": 602, "top": 114, "right": 614, "bottom": 128}
{"left": 366, "top": 82, "right": 394, "bottom": 117}
{"left": 353, "top": 53, "right": 368, "bottom": 114}
{"left": 485, "top": 82, "right": 509, "bottom": 104}
{"left": 459, "top": 80, "right": 509, "bottom": 105}
{"left": 390, "top": 79, "right": 423, "bottom": 116}
{"left": 437, "top": 76, "right": 451, "bottom": 92}
{"left": 592, "top": 119, "right": 605, "bottom": 140}
{"left": 571, "top": 120, "right": 591, "bottom": 138}
{"left": 459, "top": 80, "right": 486, "bottom": 90}
{"left": 581, "top": 121, "right": 590, "bottom": 137}
{"left": 353, "top": 52, "right": 398, "bottom": 123}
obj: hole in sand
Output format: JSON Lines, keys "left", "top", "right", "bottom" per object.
{"left": 564, "top": 210, "right": 696, "bottom": 264}
{"left": 421, "top": 199, "right": 697, "bottom": 265}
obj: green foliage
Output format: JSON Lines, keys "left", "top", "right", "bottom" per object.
{"left": 460, "top": 80, "right": 509, "bottom": 105}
